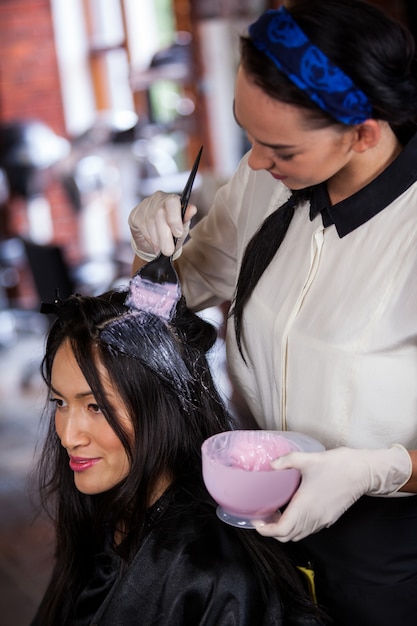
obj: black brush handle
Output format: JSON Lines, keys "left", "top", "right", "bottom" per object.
{"left": 135, "top": 146, "right": 203, "bottom": 284}
{"left": 174, "top": 145, "right": 203, "bottom": 246}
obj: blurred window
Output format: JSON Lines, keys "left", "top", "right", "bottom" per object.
{"left": 51, "top": 0, "right": 176, "bottom": 136}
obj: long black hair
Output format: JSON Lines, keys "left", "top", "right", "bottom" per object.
{"left": 33, "top": 290, "right": 324, "bottom": 623}
{"left": 232, "top": 0, "right": 417, "bottom": 356}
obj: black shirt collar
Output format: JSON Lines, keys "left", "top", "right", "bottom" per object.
{"left": 309, "top": 132, "right": 417, "bottom": 237}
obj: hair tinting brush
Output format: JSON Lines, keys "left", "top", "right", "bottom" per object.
{"left": 126, "top": 145, "right": 203, "bottom": 320}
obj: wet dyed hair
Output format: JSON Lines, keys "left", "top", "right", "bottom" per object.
{"left": 37, "top": 290, "right": 230, "bottom": 517}
{"left": 232, "top": 0, "right": 417, "bottom": 356}
{"left": 33, "top": 290, "right": 325, "bottom": 624}
{"left": 40, "top": 290, "right": 229, "bottom": 503}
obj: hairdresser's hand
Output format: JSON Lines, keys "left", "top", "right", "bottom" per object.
{"left": 254, "top": 445, "right": 412, "bottom": 543}
{"left": 129, "top": 190, "right": 197, "bottom": 261}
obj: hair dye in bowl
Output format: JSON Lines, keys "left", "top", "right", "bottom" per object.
{"left": 226, "top": 431, "right": 296, "bottom": 471}
{"left": 202, "top": 430, "right": 301, "bottom": 528}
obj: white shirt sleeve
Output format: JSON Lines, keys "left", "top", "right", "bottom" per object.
{"left": 178, "top": 152, "right": 291, "bottom": 311}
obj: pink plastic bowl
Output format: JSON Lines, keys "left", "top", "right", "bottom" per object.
{"left": 201, "top": 430, "right": 301, "bottom": 527}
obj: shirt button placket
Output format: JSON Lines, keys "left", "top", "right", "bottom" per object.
{"left": 280, "top": 227, "right": 325, "bottom": 429}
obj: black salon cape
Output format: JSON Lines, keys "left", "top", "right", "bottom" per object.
{"left": 32, "top": 484, "right": 320, "bottom": 626}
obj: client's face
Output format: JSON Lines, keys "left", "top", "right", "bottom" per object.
{"left": 50, "top": 339, "right": 132, "bottom": 495}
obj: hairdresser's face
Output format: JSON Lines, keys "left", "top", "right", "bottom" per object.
{"left": 51, "top": 340, "right": 132, "bottom": 495}
{"left": 234, "top": 66, "right": 356, "bottom": 189}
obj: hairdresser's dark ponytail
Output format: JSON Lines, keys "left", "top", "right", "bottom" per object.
{"left": 231, "top": 188, "right": 311, "bottom": 358}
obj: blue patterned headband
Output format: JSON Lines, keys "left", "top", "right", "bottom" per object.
{"left": 248, "top": 7, "right": 372, "bottom": 125}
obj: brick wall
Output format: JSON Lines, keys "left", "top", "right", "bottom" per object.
{"left": 0, "top": 0, "right": 80, "bottom": 306}
{"left": 0, "top": 1, "right": 64, "bottom": 124}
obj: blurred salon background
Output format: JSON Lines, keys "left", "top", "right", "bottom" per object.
{"left": 0, "top": 1, "right": 415, "bottom": 624}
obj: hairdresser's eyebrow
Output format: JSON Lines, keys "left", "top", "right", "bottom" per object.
{"left": 50, "top": 384, "right": 94, "bottom": 400}
{"left": 232, "top": 99, "right": 297, "bottom": 150}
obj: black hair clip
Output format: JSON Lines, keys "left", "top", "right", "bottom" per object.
{"left": 40, "top": 289, "right": 64, "bottom": 316}
{"left": 40, "top": 289, "right": 80, "bottom": 319}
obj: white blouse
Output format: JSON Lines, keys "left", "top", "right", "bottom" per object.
{"left": 179, "top": 146, "right": 417, "bottom": 451}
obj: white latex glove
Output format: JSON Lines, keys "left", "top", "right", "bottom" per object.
{"left": 254, "top": 445, "right": 412, "bottom": 543}
{"left": 128, "top": 190, "right": 197, "bottom": 261}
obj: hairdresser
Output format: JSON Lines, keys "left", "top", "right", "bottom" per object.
{"left": 128, "top": 1, "right": 417, "bottom": 624}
